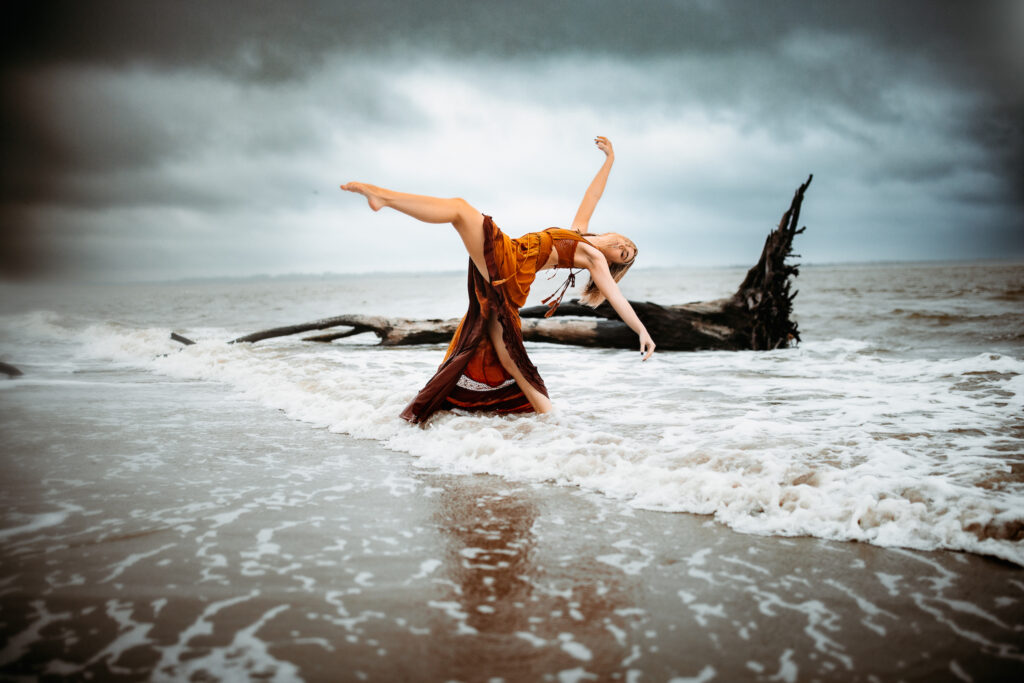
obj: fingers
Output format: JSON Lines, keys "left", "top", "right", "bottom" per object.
{"left": 594, "top": 136, "right": 614, "bottom": 158}
{"left": 640, "top": 340, "right": 655, "bottom": 361}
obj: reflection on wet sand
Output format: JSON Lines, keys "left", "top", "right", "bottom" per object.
{"left": 430, "top": 475, "right": 635, "bottom": 680}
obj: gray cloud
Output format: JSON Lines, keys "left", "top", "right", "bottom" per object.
{"left": 1, "top": 0, "right": 1021, "bottom": 280}
{"left": 6, "top": 1, "right": 1019, "bottom": 86}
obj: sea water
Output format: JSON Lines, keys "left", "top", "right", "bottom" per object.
{"left": 1, "top": 261, "right": 1022, "bottom": 565}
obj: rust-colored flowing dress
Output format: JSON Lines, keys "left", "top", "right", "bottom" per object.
{"left": 400, "top": 215, "right": 589, "bottom": 424}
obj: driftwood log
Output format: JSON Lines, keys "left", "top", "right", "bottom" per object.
{"left": 171, "top": 175, "right": 810, "bottom": 352}
{"left": 0, "top": 361, "right": 22, "bottom": 377}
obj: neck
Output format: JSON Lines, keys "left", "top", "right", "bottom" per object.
{"left": 585, "top": 234, "right": 616, "bottom": 262}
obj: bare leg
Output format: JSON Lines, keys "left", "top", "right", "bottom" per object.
{"left": 487, "top": 312, "right": 553, "bottom": 414}
{"left": 341, "top": 182, "right": 487, "bottom": 278}
{"left": 344, "top": 182, "right": 552, "bottom": 413}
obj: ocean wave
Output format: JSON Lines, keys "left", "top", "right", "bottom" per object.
{"left": 102, "top": 324, "right": 1024, "bottom": 563}
{"left": 891, "top": 309, "right": 1021, "bottom": 326}
{"left": 991, "top": 286, "right": 1024, "bottom": 302}
{"left": 7, "top": 314, "right": 1024, "bottom": 565}
{"left": 0, "top": 309, "right": 79, "bottom": 339}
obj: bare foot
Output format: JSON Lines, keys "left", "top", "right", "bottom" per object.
{"left": 340, "top": 182, "right": 387, "bottom": 211}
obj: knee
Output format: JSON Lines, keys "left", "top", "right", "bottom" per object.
{"left": 451, "top": 197, "right": 474, "bottom": 217}
{"left": 451, "top": 197, "right": 481, "bottom": 230}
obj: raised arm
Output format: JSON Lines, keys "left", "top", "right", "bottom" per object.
{"left": 581, "top": 249, "right": 656, "bottom": 361}
{"left": 570, "top": 136, "right": 615, "bottom": 233}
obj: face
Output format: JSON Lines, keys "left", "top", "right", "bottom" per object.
{"left": 600, "top": 233, "right": 636, "bottom": 265}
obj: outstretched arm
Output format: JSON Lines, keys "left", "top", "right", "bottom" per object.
{"left": 570, "top": 136, "right": 614, "bottom": 233}
{"left": 584, "top": 253, "right": 656, "bottom": 361}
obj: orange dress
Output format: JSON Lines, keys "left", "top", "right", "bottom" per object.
{"left": 400, "top": 215, "right": 589, "bottom": 424}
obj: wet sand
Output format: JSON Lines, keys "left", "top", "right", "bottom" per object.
{"left": 1, "top": 376, "right": 1022, "bottom": 681}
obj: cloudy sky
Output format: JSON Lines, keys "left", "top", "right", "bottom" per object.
{"left": 2, "top": 0, "right": 1022, "bottom": 281}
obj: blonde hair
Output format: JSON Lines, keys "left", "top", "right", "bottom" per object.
{"left": 579, "top": 233, "right": 637, "bottom": 307}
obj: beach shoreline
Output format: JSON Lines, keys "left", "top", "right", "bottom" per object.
{"left": 2, "top": 377, "right": 1022, "bottom": 681}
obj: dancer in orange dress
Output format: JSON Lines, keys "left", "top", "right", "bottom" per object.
{"left": 341, "top": 136, "right": 654, "bottom": 423}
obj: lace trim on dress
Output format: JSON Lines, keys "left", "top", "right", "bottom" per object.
{"left": 456, "top": 375, "right": 517, "bottom": 392}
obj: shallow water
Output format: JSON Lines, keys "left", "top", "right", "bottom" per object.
{"left": 5, "top": 261, "right": 1022, "bottom": 564}
{"left": 2, "top": 371, "right": 1022, "bottom": 681}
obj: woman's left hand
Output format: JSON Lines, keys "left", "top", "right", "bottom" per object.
{"left": 595, "top": 136, "right": 614, "bottom": 159}
{"left": 639, "top": 331, "right": 655, "bottom": 361}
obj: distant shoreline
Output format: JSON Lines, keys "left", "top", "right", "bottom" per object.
{"left": 3, "top": 257, "right": 1023, "bottom": 287}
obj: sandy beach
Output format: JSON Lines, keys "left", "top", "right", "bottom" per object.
{"left": 2, "top": 375, "right": 1022, "bottom": 682}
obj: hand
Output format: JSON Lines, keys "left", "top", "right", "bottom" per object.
{"left": 639, "top": 331, "right": 655, "bottom": 361}
{"left": 594, "top": 135, "right": 614, "bottom": 159}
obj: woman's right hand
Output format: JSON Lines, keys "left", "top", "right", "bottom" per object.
{"left": 639, "top": 331, "right": 655, "bottom": 361}
{"left": 595, "top": 135, "right": 614, "bottom": 159}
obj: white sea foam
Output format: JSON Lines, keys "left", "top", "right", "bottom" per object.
{"left": 409, "top": 559, "right": 442, "bottom": 581}
{"left": 0, "top": 600, "right": 73, "bottom": 668}
{"left": 516, "top": 631, "right": 547, "bottom": 647}
{"left": 5, "top": 311, "right": 1008, "bottom": 566}
{"left": 668, "top": 665, "right": 718, "bottom": 683}
{"left": 558, "top": 633, "right": 593, "bottom": 661}
{"left": 55, "top": 320, "right": 1018, "bottom": 565}
{"left": 2, "top": 264, "right": 1022, "bottom": 567}
{"left": 0, "top": 504, "right": 83, "bottom": 542}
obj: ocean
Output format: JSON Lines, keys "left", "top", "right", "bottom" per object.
{"left": 2, "top": 261, "right": 1022, "bottom": 563}
{"left": 1, "top": 260, "right": 1023, "bottom": 680}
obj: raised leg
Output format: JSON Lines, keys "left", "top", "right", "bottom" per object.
{"left": 341, "top": 182, "right": 487, "bottom": 278}
{"left": 486, "top": 313, "right": 553, "bottom": 414}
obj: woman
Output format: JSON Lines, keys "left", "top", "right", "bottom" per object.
{"left": 341, "top": 136, "right": 654, "bottom": 424}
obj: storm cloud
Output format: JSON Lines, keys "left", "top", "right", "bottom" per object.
{"left": 2, "top": 0, "right": 1021, "bottom": 280}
